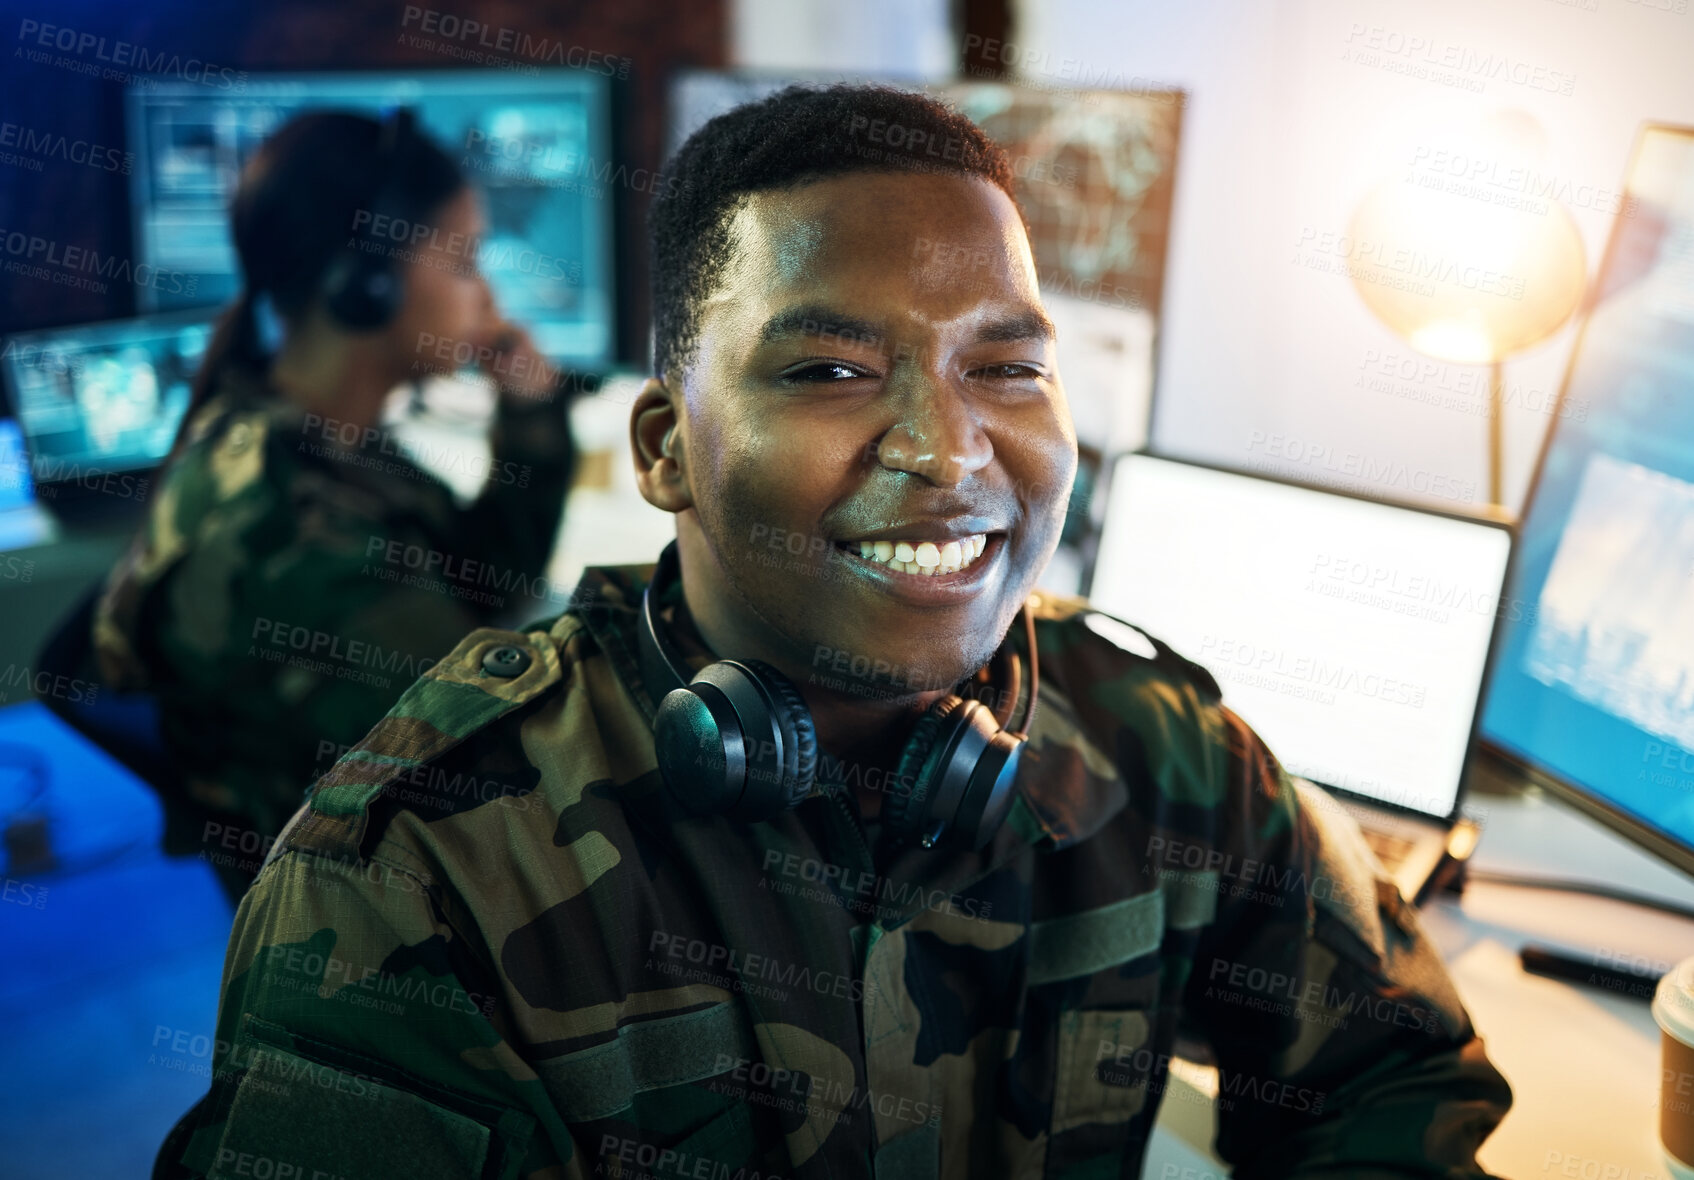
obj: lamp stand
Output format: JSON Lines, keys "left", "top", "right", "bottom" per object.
{"left": 1487, "top": 360, "right": 1504, "bottom": 509}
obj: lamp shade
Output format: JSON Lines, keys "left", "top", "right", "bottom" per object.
{"left": 1346, "top": 117, "right": 1587, "bottom": 364}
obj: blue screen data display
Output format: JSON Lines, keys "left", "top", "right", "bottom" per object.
{"left": 127, "top": 70, "right": 615, "bottom": 365}
{"left": 1482, "top": 127, "right": 1694, "bottom": 856}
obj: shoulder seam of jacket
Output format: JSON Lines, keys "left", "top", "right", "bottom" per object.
{"left": 286, "top": 623, "right": 571, "bottom": 859}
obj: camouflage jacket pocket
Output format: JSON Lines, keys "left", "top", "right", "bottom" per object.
{"left": 189, "top": 1017, "right": 535, "bottom": 1180}
{"left": 532, "top": 1000, "right": 762, "bottom": 1124}
{"left": 1050, "top": 1006, "right": 1153, "bottom": 1136}
{"left": 588, "top": 1093, "right": 763, "bottom": 1178}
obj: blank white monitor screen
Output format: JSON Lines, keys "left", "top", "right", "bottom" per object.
{"left": 1088, "top": 454, "right": 1512, "bottom": 818}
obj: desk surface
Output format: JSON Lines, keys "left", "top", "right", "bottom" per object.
{"left": 1428, "top": 784, "right": 1694, "bottom": 1180}
{"left": 0, "top": 514, "right": 138, "bottom": 681}
{"left": 1146, "top": 783, "right": 1694, "bottom": 1179}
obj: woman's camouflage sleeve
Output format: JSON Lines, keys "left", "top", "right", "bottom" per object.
{"left": 94, "top": 398, "right": 557, "bottom": 839}
{"left": 447, "top": 387, "right": 578, "bottom": 610}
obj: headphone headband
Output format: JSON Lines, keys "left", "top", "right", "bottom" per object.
{"left": 319, "top": 105, "right": 423, "bottom": 331}
{"left": 377, "top": 105, "right": 411, "bottom": 158}
{"left": 637, "top": 540, "right": 697, "bottom": 705}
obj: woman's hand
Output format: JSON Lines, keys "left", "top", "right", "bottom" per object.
{"left": 480, "top": 320, "right": 558, "bottom": 404}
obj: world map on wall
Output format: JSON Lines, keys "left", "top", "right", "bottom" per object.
{"left": 939, "top": 83, "right": 1183, "bottom": 317}
{"left": 667, "top": 72, "right": 1185, "bottom": 319}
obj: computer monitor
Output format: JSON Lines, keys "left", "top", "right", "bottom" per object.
{"left": 0, "top": 420, "right": 38, "bottom": 512}
{"left": 0, "top": 310, "right": 213, "bottom": 491}
{"left": 1480, "top": 124, "right": 1694, "bottom": 875}
{"left": 1090, "top": 454, "right": 1513, "bottom": 820}
{"left": 665, "top": 71, "right": 809, "bottom": 162}
{"left": 125, "top": 69, "right": 616, "bottom": 365}
{"left": 0, "top": 418, "right": 52, "bottom": 550}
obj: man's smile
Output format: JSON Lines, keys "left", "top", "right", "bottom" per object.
{"left": 827, "top": 531, "right": 1009, "bottom": 604}
{"left": 835, "top": 532, "right": 994, "bottom": 576}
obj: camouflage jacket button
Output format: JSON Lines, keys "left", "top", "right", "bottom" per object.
{"left": 482, "top": 644, "right": 531, "bottom": 677}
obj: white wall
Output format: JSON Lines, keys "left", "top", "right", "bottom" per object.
{"left": 1013, "top": 0, "right": 1694, "bottom": 515}
{"left": 725, "top": 0, "right": 1694, "bottom": 514}
{"left": 733, "top": 0, "right": 955, "bottom": 80}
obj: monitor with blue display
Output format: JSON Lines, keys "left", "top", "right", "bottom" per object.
{"left": 0, "top": 419, "right": 37, "bottom": 515}
{"left": 125, "top": 69, "right": 615, "bottom": 366}
{"left": 0, "top": 417, "right": 54, "bottom": 550}
{"left": 1480, "top": 124, "right": 1694, "bottom": 874}
{"left": 0, "top": 310, "right": 213, "bottom": 490}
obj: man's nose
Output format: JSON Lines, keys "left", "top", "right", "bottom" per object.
{"left": 872, "top": 374, "right": 993, "bottom": 486}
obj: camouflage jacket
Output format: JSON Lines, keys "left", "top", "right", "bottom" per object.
{"left": 93, "top": 367, "right": 576, "bottom": 844}
{"left": 159, "top": 557, "right": 1513, "bottom": 1179}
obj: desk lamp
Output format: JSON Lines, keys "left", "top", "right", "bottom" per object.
{"left": 1346, "top": 111, "right": 1587, "bottom": 511}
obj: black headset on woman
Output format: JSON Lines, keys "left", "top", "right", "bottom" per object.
{"left": 636, "top": 540, "right": 1040, "bottom": 851}
{"left": 315, "top": 105, "right": 422, "bottom": 332}
{"left": 178, "top": 104, "right": 442, "bottom": 452}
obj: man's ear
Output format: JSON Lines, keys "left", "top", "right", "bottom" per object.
{"left": 632, "top": 377, "right": 692, "bottom": 513}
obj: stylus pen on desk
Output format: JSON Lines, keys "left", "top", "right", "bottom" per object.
{"left": 1519, "top": 944, "right": 1662, "bottom": 1001}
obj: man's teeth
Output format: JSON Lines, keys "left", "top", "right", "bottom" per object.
{"left": 852, "top": 534, "right": 989, "bottom": 576}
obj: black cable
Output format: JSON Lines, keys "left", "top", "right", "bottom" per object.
{"left": 1, "top": 838, "right": 156, "bottom": 882}
{"left": 0, "top": 739, "right": 154, "bottom": 881}
{"left": 0, "top": 741, "right": 51, "bottom": 814}
{"left": 1465, "top": 867, "right": 1694, "bottom": 922}
{"left": 0, "top": 740, "right": 54, "bottom": 877}
{"left": 1014, "top": 600, "right": 1039, "bottom": 739}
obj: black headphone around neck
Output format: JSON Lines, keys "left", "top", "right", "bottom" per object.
{"left": 318, "top": 106, "right": 420, "bottom": 332}
{"left": 636, "top": 541, "right": 1040, "bottom": 851}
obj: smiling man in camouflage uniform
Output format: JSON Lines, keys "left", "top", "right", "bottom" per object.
{"left": 157, "top": 84, "right": 1511, "bottom": 1180}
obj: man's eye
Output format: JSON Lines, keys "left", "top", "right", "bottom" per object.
{"left": 972, "top": 363, "right": 1042, "bottom": 380}
{"left": 783, "top": 362, "right": 868, "bottom": 383}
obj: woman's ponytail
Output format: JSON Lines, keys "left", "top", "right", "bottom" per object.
{"left": 171, "top": 285, "right": 269, "bottom": 452}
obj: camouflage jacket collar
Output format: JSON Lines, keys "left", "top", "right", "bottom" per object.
{"left": 564, "top": 557, "right": 1134, "bottom": 870}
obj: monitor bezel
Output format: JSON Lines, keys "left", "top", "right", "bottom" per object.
{"left": 1476, "top": 120, "right": 1694, "bottom": 880}
{"left": 1096, "top": 448, "right": 1517, "bottom": 827}
{"left": 123, "top": 67, "right": 619, "bottom": 368}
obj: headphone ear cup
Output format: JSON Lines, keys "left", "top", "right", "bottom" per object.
{"left": 322, "top": 252, "right": 400, "bottom": 331}
{"left": 740, "top": 659, "right": 816, "bottom": 811}
{"left": 883, "top": 696, "right": 961, "bottom": 846}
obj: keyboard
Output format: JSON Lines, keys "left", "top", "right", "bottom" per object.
{"left": 1361, "top": 826, "right": 1418, "bottom": 872}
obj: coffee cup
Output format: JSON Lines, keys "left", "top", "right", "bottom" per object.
{"left": 1654, "top": 955, "right": 1694, "bottom": 1178}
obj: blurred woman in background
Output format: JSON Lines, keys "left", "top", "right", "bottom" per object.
{"left": 90, "top": 109, "right": 578, "bottom": 894}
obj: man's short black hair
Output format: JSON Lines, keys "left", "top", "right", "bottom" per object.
{"left": 649, "top": 83, "right": 1024, "bottom": 380}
